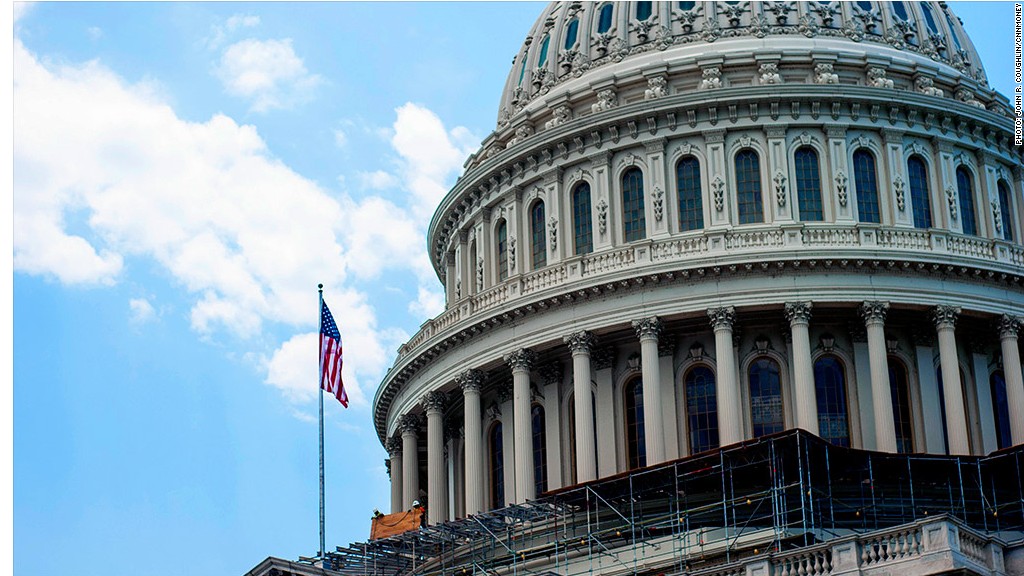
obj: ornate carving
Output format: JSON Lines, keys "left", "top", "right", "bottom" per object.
{"left": 504, "top": 348, "right": 537, "bottom": 372}
{"left": 915, "top": 76, "right": 944, "bottom": 97}
{"left": 632, "top": 316, "right": 663, "bottom": 340}
{"left": 539, "top": 361, "right": 563, "bottom": 385}
{"left": 508, "top": 236, "right": 517, "bottom": 269}
{"left": 810, "top": 2, "right": 838, "bottom": 27}
{"left": 930, "top": 305, "right": 961, "bottom": 329}
{"left": 707, "top": 306, "right": 737, "bottom": 330}
{"left": 597, "top": 199, "right": 608, "bottom": 234}
{"left": 955, "top": 88, "right": 985, "bottom": 109}
{"left": 699, "top": 67, "right": 722, "bottom": 90}
{"left": 544, "top": 105, "right": 572, "bottom": 130}
{"left": 712, "top": 176, "right": 726, "bottom": 212}
{"left": 398, "top": 414, "right": 421, "bottom": 435}
{"left": 495, "top": 383, "right": 513, "bottom": 404}
{"left": 894, "top": 175, "right": 906, "bottom": 211}
{"left": 835, "top": 171, "right": 849, "bottom": 207}
{"left": 547, "top": 217, "right": 558, "bottom": 250}
{"left": 644, "top": 76, "right": 668, "bottom": 100}
{"left": 859, "top": 301, "right": 890, "bottom": 324}
{"left": 476, "top": 257, "right": 484, "bottom": 291}
{"left": 784, "top": 302, "right": 813, "bottom": 324}
{"left": 423, "top": 390, "right": 448, "bottom": 413}
{"left": 592, "top": 346, "right": 615, "bottom": 370}
{"left": 773, "top": 171, "right": 788, "bottom": 207}
{"left": 766, "top": 1, "right": 796, "bottom": 25}
{"left": 720, "top": 2, "right": 747, "bottom": 27}
{"left": 945, "top": 185, "right": 958, "bottom": 221}
{"left": 818, "top": 333, "right": 837, "bottom": 352}
{"left": 998, "top": 315, "right": 1021, "bottom": 338}
{"left": 653, "top": 187, "right": 665, "bottom": 221}
{"left": 658, "top": 333, "right": 676, "bottom": 357}
{"left": 564, "top": 330, "right": 597, "bottom": 354}
{"left": 506, "top": 123, "right": 534, "bottom": 149}
{"left": 673, "top": 2, "right": 702, "bottom": 33}
{"left": 814, "top": 62, "right": 839, "bottom": 84}
{"left": 591, "top": 89, "right": 618, "bottom": 114}
{"left": 385, "top": 436, "right": 403, "bottom": 456}
{"left": 867, "top": 67, "right": 894, "bottom": 89}
{"left": 759, "top": 63, "right": 782, "bottom": 85}
{"left": 459, "top": 369, "right": 484, "bottom": 392}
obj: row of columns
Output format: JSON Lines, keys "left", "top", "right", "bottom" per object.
{"left": 387, "top": 306, "right": 1024, "bottom": 522}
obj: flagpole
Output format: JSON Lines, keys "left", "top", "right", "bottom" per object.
{"left": 318, "top": 283, "right": 326, "bottom": 562}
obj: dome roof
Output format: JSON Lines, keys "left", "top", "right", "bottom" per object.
{"left": 496, "top": 1, "right": 986, "bottom": 127}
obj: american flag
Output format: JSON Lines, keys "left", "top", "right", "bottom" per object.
{"left": 320, "top": 299, "right": 348, "bottom": 407}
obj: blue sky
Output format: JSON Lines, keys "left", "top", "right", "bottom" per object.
{"left": 10, "top": 2, "right": 1018, "bottom": 576}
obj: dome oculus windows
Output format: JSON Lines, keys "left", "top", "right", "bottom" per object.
{"left": 998, "top": 180, "right": 1015, "bottom": 241}
{"left": 749, "top": 357, "right": 784, "bottom": 438}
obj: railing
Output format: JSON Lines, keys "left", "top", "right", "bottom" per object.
{"left": 876, "top": 228, "right": 931, "bottom": 250}
{"left": 772, "top": 549, "right": 832, "bottom": 576}
{"left": 947, "top": 234, "right": 995, "bottom": 259}
{"left": 802, "top": 226, "right": 860, "bottom": 246}
{"left": 522, "top": 263, "right": 568, "bottom": 295}
{"left": 581, "top": 245, "right": 636, "bottom": 275}
{"left": 651, "top": 235, "right": 709, "bottom": 260}
{"left": 859, "top": 526, "right": 922, "bottom": 566}
{"left": 724, "top": 228, "right": 785, "bottom": 249}
{"left": 957, "top": 529, "right": 988, "bottom": 566}
{"left": 470, "top": 283, "right": 509, "bottom": 314}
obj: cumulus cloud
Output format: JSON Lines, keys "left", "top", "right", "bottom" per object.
{"left": 129, "top": 298, "right": 156, "bottom": 324}
{"left": 215, "top": 38, "right": 322, "bottom": 112}
{"left": 357, "top": 170, "right": 398, "bottom": 191}
{"left": 204, "top": 12, "right": 260, "bottom": 50}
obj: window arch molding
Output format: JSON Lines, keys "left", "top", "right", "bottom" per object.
{"left": 673, "top": 353, "right": 718, "bottom": 457}
{"left": 568, "top": 180, "right": 595, "bottom": 256}
{"left": 527, "top": 197, "right": 548, "bottom": 270}
{"left": 493, "top": 217, "right": 510, "bottom": 282}
{"left": 679, "top": 361, "right": 720, "bottom": 455}
{"left": 850, "top": 147, "right": 883, "bottom": 224}
{"left": 784, "top": 136, "right": 829, "bottom": 222}
{"left": 485, "top": 418, "right": 506, "bottom": 510}
{"left": 728, "top": 142, "right": 769, "bottom": 226}
{"left": 885, "top": 347, "right": 925, "bottom": 453}
{"left": 612, "top": 360, "right": 644, "bottom": 467}
{"left": 810, "top": 346, "right": 860, "bottom": 448}
{"left": 615, "top": 162, "right": 648, "bottom": 243}
{"left": 739, "top": 347, "right": 792, "bottom": 434}
{"left": 668, "top": 144, "right": 710, "bottom": 233}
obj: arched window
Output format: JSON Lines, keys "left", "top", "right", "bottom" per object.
{"left": 679, "top": 1, "right": 696, "bottom": 9}
{"left": 572, "top": 183, "right": 593, "bottom": 255}
{"left": 537, "top": 35, "right": 550, "bottom": 67}
{"left": 856, "top": 1, "right": 872, "bottom": 10}
{"left": 636, "top": 1, "right": 653, "bottom": 21}
{"left": 907, "top": 156, "right": 932, "bottom": 228}
{"left": 991, "top": 371, "right": 1012, "bottom": 450}
{"left": 468, "top": 241, "right": 478, "bottom": 294}
{"left": 813, "top": 355, "right": 850, "bottom": 447}
{"left": 888, "top": 358, "right": 914, "bottom": 453}
{"left": 489, "top": 423, "right": 505, "bottom": 508}
{"left": 794, "top": 146, "right": 823, "bottom": 221}
{"left": 956, "top": 167, "right": 978, "bottom": 236}
{"left": 921, "top": 3, "right": 939, "bottom": 34}
{"left": 597, "top": 4, "right": 614, "bottom": 33}
{"left": 496, "top": 220, "right": 509, "bottom": 281}
{"left": 945, "top": 13, "right": 964, "bottom": 51}
{"left": 622, "top": 167, "right": 647, "bottom": 242}
{"left": 735, "top": 150, "right": 764, "bottom": 224}
{"left": 676, "top": 156, "right": 704, "bottom": 231}
{"left": 517, "top": 56, "right": 527, "bottom": 86}
{"left": 686, "top": 366, "right": 719, "bottom": 453}
{"left": 564, "top": 19, "right": 579, "bottom": 49}
{"left": 531, "top": 200, "right": 546, "bottom": 270}
{"left": 893, "top": 1, "right": 909, "bottom": 20}
{"left": 749, "top": 357, "right": 783, "bottom": 437}
{"left": 624, "top": 377, "right": 646, "bottom": 469}
{"left": 853, "top": 149, "right": 880, "bottom": 224}
{"left": 998, "top": 180, "right": 1014, "bottom": 241}
{"left": 531, "top": 404, "right": 548, "bottom": 495}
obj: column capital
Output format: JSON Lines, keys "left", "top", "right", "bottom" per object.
{"left": 385, "top": 436, "right": 403, "bottom": 456}
{"left": 708, "top": 306, "right": 737, "bottom": 330}
{"left": 859, "top": 301, "right": 890, "bottom": 325}
{"left": 632, "top": 316, "right": 663, "bottom": 340}
{"left": 998, "top": 314, "right": 1021, "bottom": 339}
{"left": 564, "top": 330, "right": 597, "bottom": 354}
{"left": 784, "top": 302, "right": 813, "bottom": 325}
{"left": 504, "top": 348, "right": 537, "bottom": 372}
{"left": 423, "top": 391, "right": 448, "bottom": 414}
{"left": 398, "top": 414, "right": 421, "bottom": 435}
{"left": 458, "top": 369, "right": 485, "bottom": 392}
{"left": 931, "top": 305, "right": 961, "bottom": 329}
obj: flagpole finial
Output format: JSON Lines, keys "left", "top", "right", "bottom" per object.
{"left": 318, "top": 283, "right": 324, "bottom": 293}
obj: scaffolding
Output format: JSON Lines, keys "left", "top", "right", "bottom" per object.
{"left": 316, "top": 430, "right": 1024, "bottom": 576}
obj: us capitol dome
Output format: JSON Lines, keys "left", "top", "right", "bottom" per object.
{"left": 249, "top": 3, "right": 1024, "bottom": 576}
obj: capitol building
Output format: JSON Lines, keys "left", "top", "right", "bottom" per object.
{"left": 247, "top": 2, "right": 1024, "bottom": 576}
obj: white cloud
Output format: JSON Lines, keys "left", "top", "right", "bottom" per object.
{"left": 333, "top": 128, "right": 348, "bottom": 148}
{"left": 204, "top": 13, "right": 260, "bottom": 50}
{"left": 409, "top": 286, "right": 445, "bottom": 318}
{"left": 129, "top": 298, "right": 156, "bottom": 324}
{"left": 87, "top": 26, "right": 102, "bottom": 41}
{"left": 357, "top": 170, "right": 398, "bottom": 190}
{"left": 215, "top": 38, "right": 322, "bottom": 112}
{"left": 226, "top": 14, "right": 260, "bottom": 32}
{"left": 14, "top": 2, "right": 33, "bottom": 25}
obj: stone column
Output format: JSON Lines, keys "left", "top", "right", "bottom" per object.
{"left": 504, "top": 348, "right": 537, "bottom": 502}
{"left": 564, "top": 331, "right": 598, "bottom": 482}
{"left": 459, "top": 369, "right": 485, "bottom": 516}
{"left": 861, "top": 301, "right": 896, "bottom": 452}
{"left": 386, "top": 437, "right": 403, "bottom": 514}
{"left": 932, "top": 306, "right": 970, "bottom": 455}
{"left": 633, "top": 317, "right": 666, "bottom": 464}
{"left": 785, "top": 302, "right": 818, "bottom": 435}
{"left": 424, "top": 391, "right": 447, "bottom": 524}
{"left": 708, "top": 307, "right": 742, "bottom": 446}
{"left": 998, "top": 315, "right": 1024, "bottom": 445}
{"left": 399, "top": 414, "right": 421, "bottom": 510}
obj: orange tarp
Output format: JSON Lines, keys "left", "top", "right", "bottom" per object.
{"left": 370, "top": 508, "right": 423, "bottom": 540}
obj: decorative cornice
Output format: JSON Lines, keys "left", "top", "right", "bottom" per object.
{"left": 784, "top": 302, "right": 813, "bottom": 324}
{"left": 458, "top": 369, "right": 484, "bottom": 392}
{"left": 564, "top": 330, "right": 597, "bottom": 355}
{"left": 998, "top": 314, "right": 1021, "bottom": 339}
{"left": 859, "top": 301, "right": 890, "bottom": 325}
{"left": 504, "top": 348, "right": 537, "bottom": 372}
{"left": 398, "top": 414, "right": 421, "bottom": 435}
{"left": 632, "top": 316, "right": 663, "bottom": 340}
{"left": 931, "top": 305, "right": 961, "bottom": 329}
{"left": 708, "top": 306, "right": 737, "bottom": 330}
